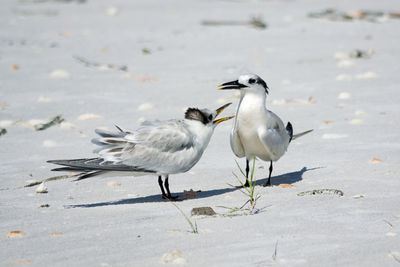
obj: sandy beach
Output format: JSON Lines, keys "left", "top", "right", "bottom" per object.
{"left": 1, "top": 0, "right": 400, "bottom": 266}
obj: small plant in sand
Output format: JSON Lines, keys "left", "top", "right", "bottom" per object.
{"left": 169, "top": 201, "right": 198, "bottom": 234}
{"left": 219, "top": 157, "right": 261, "bottom": 215}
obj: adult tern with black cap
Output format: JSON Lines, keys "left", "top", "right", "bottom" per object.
{"left": 219, "top": 74, "right": 312, "bottom": 187}
{"left": 48, "top": 103, "right": 234, "bottom": 200}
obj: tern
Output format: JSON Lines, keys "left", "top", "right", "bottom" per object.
{"left": 219, "top": 74, "right": 312, "bottom": 187}
{"left": 48, "top": 103, "right": 234, "bottom": 200}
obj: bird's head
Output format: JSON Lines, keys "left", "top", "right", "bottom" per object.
{"left": 184, "top": 102, "right": 234, "bottom": 128}
{"left": 218, "top": 74, "right": 269, "bottom": 94}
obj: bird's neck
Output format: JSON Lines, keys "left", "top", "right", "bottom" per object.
{"left": 185, "top": 120, "right": 214, "bottom": 149}
{"left": 239, "top": 90, "right": 267, "bottom": 111}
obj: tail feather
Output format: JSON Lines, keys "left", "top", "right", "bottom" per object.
{"left": 292, "top": 129, "right": 313, "bottom": 140}
{"left": 286, "top": 122, "right": 293, "bottom": 143}
{"left": 47, "top": 158, "right": 155, "bottom": 173}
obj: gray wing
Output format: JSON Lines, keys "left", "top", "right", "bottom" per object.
{"left": 92, "top": 120, "right": 195, "bottom": 172}
{"left": 257, "top": 111, "right": 290, "bottom": 160}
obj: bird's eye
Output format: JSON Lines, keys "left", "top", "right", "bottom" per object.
{"left": 248, "top": 78, "right": 255, "bottom": 84}
{"left": 208, "top": 115, "right": 213, "bottom": 121}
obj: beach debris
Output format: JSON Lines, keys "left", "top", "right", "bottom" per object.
{"left": 142, "top": 48, "right": 151, "bottom": 55}
{"left": 50, "top": 69, "right": 70, "bottom": 79}
{"left": 354, "top": 110, "right": 366, "bottom": 116}
{"left": 8, "top": 230, "right": 24, "bottom": 238}
{"left": 352, "top": 194, "right": 365, "bottom": 199}
{"left": 202, "top": 16, "right": 267, "bottom": 29}
{"left": 338, "top": 92, "right": 351, "bottom": 99}
{"left": 36, "top": 182, "right": 48, "bottom": 194}
{"left": 77, "top": 113, "right": 102, "bottom": 120}
{"left": 337, "top": 60, "right": 355, "bottom": 68}
{"left": 42, "top": 139, "right": 57, "bottom": 148}
{"left": 0, "top": 101, "right": 7, "bottom": 111}
{"left": 336, "top": 74, "right": 352, "bottom": 81}
{"left": 278, "top": 184, "right": 295, "bottom": 188}
{"left": 281, "top": 79, "right": 292, "bottom": 86}
{"left": 160, "top": 250, "right": 187, "bottom": 264}
{"left": 297, "top": 189, "right": 344, "bottom": 196}
{"left": 50, "top": 232, "right": 63, "bottom": 236}
{"left": 37, "top": 96, "right": 52, "bottom": 103}
{"left": 369, "top": 158, "right": 383, "bottom": 164}
{"left": 24, "top": 175, "right": 71, "bottom": 188}
{"left": 191, "top": 207, "right": 216, "bottom": 216}
{"left": 59, "top": 121, "right": 76, "bottom": 130}
{"left": 183, "top": 189, "right": 197, "bottom": 198}
{"left": 137, "top": 103, "right": 155, "bottom": 111}
{"left": 105, "top": 7, "right": 119, "bottom": 16}
{"left": 39, "top": 204, "right": 50, "bottom": 208}
{"left": 74, "top": 56, "right": 127, "bottom": 72}
{"left": 322, "top": 133, "right": 348, "bottom": 139}
{"left": 350, "top": 49, "right": 374, "bottom": 58}
{"left": 0, "top": 128, "right": 6, "bottom": 137}
{"left": 348, "top": 118, "right": 364, "bottom": 125}
{"left": 355, "top": 71, "right": 378, "bottom": 79}
{"left": 308, "top": 8, "right": 399, "bottom": 22}
{"left": 138, "top": 75, "right": 156, "bottom": 82}
{"left": 272, "top": 97, "right": 316, "bottom": 105}
{"left": 34, "top": 115, "right": 64, "bottom": 131}
{"left": 9, "top": 64, "right": 19, "bottom": 71}
{"left": 11, "top": 259, "right": 32, "bottom": 264}
{"left": 386, "top": 232, "right": 398, "bottom": 237}
{"left": 107, "top": 181, "right": 121, "bottom": 187}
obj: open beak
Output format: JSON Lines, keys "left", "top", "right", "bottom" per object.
{"left": 218, "top": 80, "right": 248, "bottom": 90}
{"left": 213, "top": 102, "right": 235, "bottom": 124}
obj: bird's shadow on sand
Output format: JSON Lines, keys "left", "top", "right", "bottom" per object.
{"left": 65, "top": 166, "right": 321, "bottom": 209}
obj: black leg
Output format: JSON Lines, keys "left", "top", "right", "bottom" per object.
{"left": 158, "top": 176, "right": 167, "bottom": 198}
{"left": 164, "top": 175, "right": 179, "bottom": 200}
{"left": 264, "top": 161, "right": 273, "bottom": 187}
{"left": 244, "top": 159, "right": 250, "bottom": 187}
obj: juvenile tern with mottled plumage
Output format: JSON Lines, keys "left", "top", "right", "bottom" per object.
{"left": 219, "top": 74, "right": 312, "bottom": 186}
{"left": 48, "top": 103, "right": 234, "bottom": 200}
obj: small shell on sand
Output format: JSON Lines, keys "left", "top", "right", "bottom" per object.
{"left": 355, "top": 71, "right": 378, "bottom": 79}
{"left": 337, "top": 60, "right": 355, "bottom": 68}
{"left": 336, "top": 74, "right": 352, "bottom": 81}
{"left": 50, "top": 69, "right": 71, "bottom": 79}
{"left": 8, "top": 230, "right": 24, "bottom": 238}
{"left": 107, "top": 181, "right": 121, "bottom": 187}
{"left": 50, "top": 232, "right": 63, "bottom": 236}
{"left": 369, "top": 158, "right": 383, "bottom": 164}
{"left": 354, "top": 110, "right": 366, "bottom": 116}
{"left": 334, "top": 52, "right": 348, "bottom": 60}
{"left": 137, "top": 103, "right": 155, "bottom": 111}
{"left": 322, "top": 133, "right": 348, "bottom": 139}
{"left": 278, "top": 184, "right": 295, "bottom": 188}
{"left": 42, "top": 140, "right": 57, "bottom": 147}
{"left": 59, "top": 121, "right": 76, "bottom": 130}
{"left": 77, "top": 113, "right": 102, "bottom": 120}
{"left": 338, "top": 92, "right": 351, "bottom": 99}
{"left": 161, "top": 250, "right": 187, "bottom": 264}
{"left": 38, "top": 96, "right": 52, "bottom": 103}
{"left": 36, "top": 182, "right": 48, "bottom": 194}
{"left": 352, "top": 194, "right": 365, "bottom": 199}
{"left": 9, "top": 64, "right": 19, "bottom": 71}
{"left": 0, "top": 120, "right": 14, "bottom": 127}
{"left": 11, "top": 259, "right": 32, "bottom": 264}
{"left": 386, "top": 232, "right": 398, "bottom": 237}
{"left": 105, "top": 7, "right": 119, "bottom": 16}
{"left": 348, "top": 119, "right": 364, "bottom": 125}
